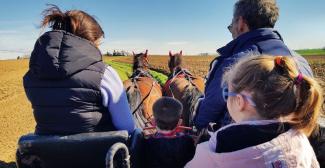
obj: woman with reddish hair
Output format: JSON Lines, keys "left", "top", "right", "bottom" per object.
{"left": 23, "top": 5, "right": 134, "bottom": 135}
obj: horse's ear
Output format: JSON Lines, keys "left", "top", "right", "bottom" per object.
{"left": 180, "top": 50, "right": 183, "bottom": 56}
{"left": 169, "top": 51, "right": 173, "bottom": 57}
{"left": 144, "top": 49, "right": 148, "bottom": 57}
{"left": 132, "top": 51, "right": 135, "bottom": 56}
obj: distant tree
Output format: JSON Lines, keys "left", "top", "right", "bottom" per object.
{"left": 17, "top": 56, "right": 21, "bottom": 60}
{"left": 105, "top": 52, "right": 113, "bottom": 56}
{"left": 199, "top": 53, "right": 209, "bottom": 56}
{"left": 113, "top": 50, "right": 125, "bottom": 56}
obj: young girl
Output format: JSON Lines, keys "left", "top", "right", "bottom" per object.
{"left": 23, "top": 5, "right": 134, "bottom": 135}
{"left": 186, "top": 55, "right": 323, "bottom": 168}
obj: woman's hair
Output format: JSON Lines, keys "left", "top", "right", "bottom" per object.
{"left": 223, "top": 55, "right": 323, "bottom": 136}
{"left": 41, "top": 4, "right": 104, "bottom": 44}
{"left": 153, "top": 97, "right": 183, "bottom": 130}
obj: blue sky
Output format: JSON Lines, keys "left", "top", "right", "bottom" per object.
{"left": 0, "top": 0, "right": 324, "bottom": 59}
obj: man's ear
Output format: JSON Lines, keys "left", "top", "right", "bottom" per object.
{"left": 237, "top": 16, "right": 250, "bottom": 34}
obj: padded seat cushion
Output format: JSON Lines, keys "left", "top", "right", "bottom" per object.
{"left": 17, "top": 131, "right": 128, "bottom": 168}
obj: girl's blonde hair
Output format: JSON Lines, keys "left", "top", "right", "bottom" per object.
{"left": 223, "top": 55, "right": 323, "bottom": 136}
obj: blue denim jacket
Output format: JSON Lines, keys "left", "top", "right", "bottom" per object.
{"left": 194, "top": 28, "right": 313, "bottom": 129}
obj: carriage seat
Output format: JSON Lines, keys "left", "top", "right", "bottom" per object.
{"left": 16, "top": 131, "right": 129, "bottom": 168}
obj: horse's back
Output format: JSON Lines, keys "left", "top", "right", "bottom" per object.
{"left": 166, "top": 77, "right": 189, "bottom": 99}
{"left": 136, "top": 77, "right": 162, "bottom": 119}
{"left": 166, "top": 76, "right": 204, "bottom": 99}
{"left": 164, "top": 76, "right": 204, "bottom": 127}
{"left": 124, "top": 77, "right": 162, "bottom": 125}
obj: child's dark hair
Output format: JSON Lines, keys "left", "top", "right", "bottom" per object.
{"left": 41, "top": 4, "right": 104, "bottom": 45}
{"left": 153, "top": 97, "right": 183, "bottom": 130}
{"left": 223, "top": 55, "right": 323, "bottom": 136}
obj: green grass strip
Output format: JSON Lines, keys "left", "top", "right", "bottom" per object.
{"left": 295, "top": 49, "right": 325, "bottom": 56}
{"left": 104, "top": 60, "right": 168, "bottom": 85}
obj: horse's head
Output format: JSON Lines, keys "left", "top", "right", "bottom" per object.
{"left": 132, "top": 50, "right": 149, "bottom": 72}
{"left": 168, "top": 50, "right": 183, "bottom": 74}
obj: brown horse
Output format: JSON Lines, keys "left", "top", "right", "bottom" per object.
{"left": 163, "top": 51, "right": 205, "bottom": 127}
{"left": 123, "top": 50, "right": 162, "bottom": 129}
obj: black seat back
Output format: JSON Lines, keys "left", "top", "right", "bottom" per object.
{"left": 17, "top": 131, "right": 128, "bottom": 168}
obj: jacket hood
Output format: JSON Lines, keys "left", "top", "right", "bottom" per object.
{"left": 29, "top": 30, "right": 103, "bottom": 79}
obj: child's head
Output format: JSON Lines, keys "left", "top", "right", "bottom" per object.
{"left": 222, "top": 55, "right": 323, "bottom": 136}
{"left": 153, "top": 97, "right": 183, "bottom": 131}
{"left": 41, "top": 4, "right": 104, "bottom": 46}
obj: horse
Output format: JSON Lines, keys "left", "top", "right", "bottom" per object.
{"left": 163, "top": 51, "right": 205, "bottom": 127}
{"left": 123, "top": 50, "right": 162, "bottom": 130}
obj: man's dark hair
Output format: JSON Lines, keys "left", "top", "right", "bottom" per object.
{"left": 234, "top": 0, "right": 279, "bottom": 30}
{"left": 153, "top": 97, "right": 183, "bottom": 130}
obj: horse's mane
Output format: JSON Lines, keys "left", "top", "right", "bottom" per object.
{"left": 181, "top": 85, "right": 203, "bottom": 126}
{"left": 125, "top": 84, "right": 147, "bottom": 128}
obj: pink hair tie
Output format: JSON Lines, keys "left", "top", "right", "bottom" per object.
{"left": 294, "top": 73, "right": 303, "bottom": 85}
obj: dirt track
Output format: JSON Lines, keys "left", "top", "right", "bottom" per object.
{"left": 0, "top": 60, "right": 35, "bottom": 167}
